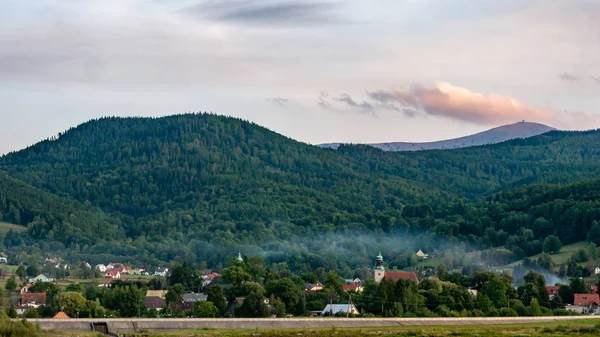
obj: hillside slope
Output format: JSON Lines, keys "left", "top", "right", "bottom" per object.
{"left": 321, "top": 121, "right": 554, "bottom": 151}
{"left": 1, "top": 114, "right": 599, "bottom": 269}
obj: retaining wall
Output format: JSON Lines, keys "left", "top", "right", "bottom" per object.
{"left": 30, "top": 316, "right": 600, "bottom": 333}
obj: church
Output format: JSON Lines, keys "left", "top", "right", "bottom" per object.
{"left": 374, "top": 252, "right": 419, "bottom": 283}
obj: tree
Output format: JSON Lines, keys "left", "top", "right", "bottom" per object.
{"left": 26, "top": 265, "right": 40, "bottom": 277}
{"left": 207, "top": 285, "right": 227, "bottom": 316}
{"left": 570, "top": 278, "right": 589, "bottom": 294}
{"left": 587, "top": 221, "right": 600, "bottom": 245}
{"left": 529, "top": 298, "right": 542, "bottom": 316}
{"left": 5, "top": 277, "right": 17, "bottom": 291}
{"left": 523, "top": 271, "right": 550, "bottom": 308}
{"left": 323, "top": 270, "right": 343, "bottom": 296}
{"left": 16, "top": 266, "right": 27, "bottom": 281}
{"left": 237, "top": 291, "right": 268, "bottom": 318}
{"left": 193, "top": 301, "right": 219, "bottom": 318}
{"left": 265, "top": 278, "right": 300, "bottom": 315}
{"left": 148, "top": 277, "right": 164, "bottom": 290}
{"left": 557, "top": 285, "right": 574, "bottom": 305}
{"left": 517, "top": 283, "right": 539, "bottom": 306}
{"left": 543, "top": 235, "right": 563, "bottom": 254}
{"left": 165, "top": 284, "right": 185, "bottom": 304}
{"left": 23, "top": 308, "right": 39, "bottom": 318}
{"left": 482, "top": 278, "right": 507, "bottom": 309}
{"left": 55, "top": 292, "right": 88, "bottom": 318}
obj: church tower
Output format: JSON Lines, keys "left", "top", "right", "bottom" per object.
{"left": 374, "top": 252, "right": 385, "bottom": 283}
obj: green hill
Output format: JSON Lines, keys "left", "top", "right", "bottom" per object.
{"left": 1, "top": 113, "right": 600, "bottom": 270}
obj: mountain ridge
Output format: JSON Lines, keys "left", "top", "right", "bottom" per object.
{"left": 320, "top": 121, "right": 555, "bottom": 151}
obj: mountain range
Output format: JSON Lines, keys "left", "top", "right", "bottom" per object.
{"left": 320, "top": 121, "right": 554, "bottom": 151}
{"left": 0, "top": 113, "right": 599, "bottom": 271}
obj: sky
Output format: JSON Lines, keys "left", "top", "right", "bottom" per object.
{"left": 1, "top": 0, "right": 600, "bottom": 154}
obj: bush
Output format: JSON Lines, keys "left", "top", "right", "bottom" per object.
{"left": 499, "top": 308, "right": 518, "bottom": 317}
{"left": 0, "top": 317, "right": 40, "bottom": 337}
{"left": 470, "top": 310, "right": 485, "bottom": 317}
{"left": 553, "top": 309, "right": 580, "bottom": 316}
{"left": 23, "top": 308, "right": 39, "bottom": 319}
{"left": 541, "top": 307, "right": 553, "bottom": 316}
{"left": 486, "top": 308, "right": 500, "bottom": 317}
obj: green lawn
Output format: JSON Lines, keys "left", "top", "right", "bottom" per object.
{"left": 507, "top": 241, "right": 592, "bottom": 268}
{"left": 0, "top": 221, "right": 26, "bottom": 238}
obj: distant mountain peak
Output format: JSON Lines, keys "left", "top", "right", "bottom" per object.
{"left": 320, "top": 121, "right": 555, "bottom": 151}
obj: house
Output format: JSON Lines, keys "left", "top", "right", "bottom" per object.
{"left": 305, "top": 282, "right": 324, "bottom": 291}
{"left": 202, "top": 272, "right": 222, "bottom": 288}
{"left": 20, "top": 293, "right": 46, "bottom": 308}
{"left": 566, "top": 294, "right": 600, "bottom": 315}
{"left": 468, "top": 289, "right": 478, "bottom": 297}
{"left": 591, "top": 286, "right": 599, "bottom": 294}
{"left": 28, "top": 273, "right": 56, "bottom": 283}
{"left": 154, "top": 267, "right": 169, "bottom": 277}
{"left": 416, "top": 249, "right": 429, "bottom": 259}
{"left": 98, "top": 278, "right": 114, "bottom": 288}
{"left": 145, "top": 290, "right": 168, "bottom": 311}
{"left": 321, "top": 304, "right": 360, "bottom": 316}
{"left": 0, "top": 257, "right": 7, "bottom": 264}
{"left": 343, "top": 284, "right": 364, "bottom": 293}
{"left": 53, "top": 311, "right": 70, "bottom": 319}
{"left": 226, "top": 298, "right": 245, "bottom": 316}
{"left": 106, "top": 263, "right": 122, "bottom": 270}
{"left": 546, "top": 286, "right": 560, "bottom": 299}
{"left": 170, "top": 293, "right": 208, "bottom": 312}
{"left": 595, "top": 267, "right": 600, "bottom": 275}
{"left": 104, "top": 270, "right": 121, "bottom": 279}
{"left": 95, "top": 264, "right": 107, "bottom": 273}
{"left": 16, "top": 282, "right": 36, "bottom": 295}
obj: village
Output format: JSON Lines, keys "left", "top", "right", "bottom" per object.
{"left": 0, "top": 250, "right": 599, "bottom": 319}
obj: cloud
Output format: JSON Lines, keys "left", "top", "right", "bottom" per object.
{"left": 318, "top": 91, "right": 377, "bottom": 115}
{"left": 365, "top": 82, "right": 554, "bottom": 125}
{"left": 592, "top": 76, "right": 600, "bottom": 84}
{"left": 181, "top": 0, "right": 345, "bottom": 26}
{"left": 559, "top": 73, "right": 579, "bottom": 81}
{"left": 267, "top": 97, "right": 290, "bottom": 107}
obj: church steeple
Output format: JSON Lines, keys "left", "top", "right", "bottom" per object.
{"left": 237, "top": 251, "right": 243, "bottom": 262}
{"left": 374, "top": 251, "right": 385, "bottom": 283}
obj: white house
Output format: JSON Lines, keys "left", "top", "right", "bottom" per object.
{"left": 154, "top": 267, "right": 169, "bottom": 277}
{"left": 0, "top": 257, "right": 8, "bottom": 264}
{"left": 594, "top": 267, "right": 600, "bottom": 275}
{"left": 28, "top": 273, "right": 56, "bottom": 283}
{"left": 566, "top": 294, "right": 600, "bottom": 315}
{"left": 104, "top": 270, "right": 121, "bottom": 279}
{"left": 95, "top": 264, "right": 107, "bottom": 272}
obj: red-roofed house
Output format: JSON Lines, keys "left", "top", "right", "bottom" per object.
{"left": 104, "top": 269, "right": 121, "bottom": 279}
{"left": 546, "top": 286, "right": 560, "bottom": 299}
{"left": 591, "top": 286, "right": 598, "bottom": 294}
{"left": 567, "top": 294, "right": 600, "bottom": 314}
{"left": 342, "top": 284, "right": 364, "bottom": 293}
{"left": 21, "top": 293, "right": 46, "bottom": 308}
{"left": 373, "top": 252, "right": 420, "bottom": 284}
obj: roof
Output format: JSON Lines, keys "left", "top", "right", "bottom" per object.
{"left": 591, "top": 286, "right": 598, "bottom": 294}
{"left": 21, "top": 293, "right": 47, "bottom": 305}
{"left": 343, "top": 284, "right": 360, "bottom": 292}
{"left": 546, "top": 286, "right": 560, "bottom": 295}
{"left": 145, "top": 297, "right": 165, "bottom": 309}
{"left": 41, "top": 273, "right": 56, "bottom": 279}
{"left": 146, "top": 290, "right": 168, "bottom": 298}
{"left": 574, "top": 294, "right": 600, "bottom": 306}
{"left": 204, "top": 272, "right": 221, "bottom": 281}
{"left": 321, "top": 304, "right": 359, "bottom": 315}
{"left": 182, "top": 293, "right": 208, "bottom": 303}
{"left": 384, "top": 271, "right": 419, "bottom": 283}
{"left": 156, "top": 266, "right": 168, "bottom": 272}
{"left": 53, "top": 311, "right": 70, "bottom": 319}
{"left": 105, "top": 269, "right": 120, "bottom": 276}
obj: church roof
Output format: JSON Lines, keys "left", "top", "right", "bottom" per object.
{"left": 384, "top": 271, "right": 419, "bottom": 283}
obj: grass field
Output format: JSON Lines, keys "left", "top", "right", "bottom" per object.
{"left": 507, "top": 241, "right": 592, "bottom": 268}
{"left": 0, "top": 221, "right": 26, "bottom": 238}
{"left": 113, "top": 319, "right": 600, "bottom": 337}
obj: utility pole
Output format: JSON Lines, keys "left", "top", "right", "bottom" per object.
{"left": 330, "top": 299, "right": 333, "bottom": 317}
{"left": 346, "top": 294, "right": 352, "bottom": 318}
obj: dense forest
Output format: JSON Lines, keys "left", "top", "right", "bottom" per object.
{"left": 1, "top": 113, "right": 599, "bottom": 273}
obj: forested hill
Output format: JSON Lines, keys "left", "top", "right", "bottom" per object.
{"left": 1, "top": 113, "right": 600, "bottom": 270}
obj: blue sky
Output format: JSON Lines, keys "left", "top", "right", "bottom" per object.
{"left": 1, "top": 0, "right": 599, "bottom": 154}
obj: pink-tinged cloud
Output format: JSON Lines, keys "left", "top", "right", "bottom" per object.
{"left": 367, "top": 82, "right": 554, "bottom": 125}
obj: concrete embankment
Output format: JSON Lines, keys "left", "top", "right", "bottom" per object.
{"left": 31, "top": 316, "right": 600, "bottom": 333}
